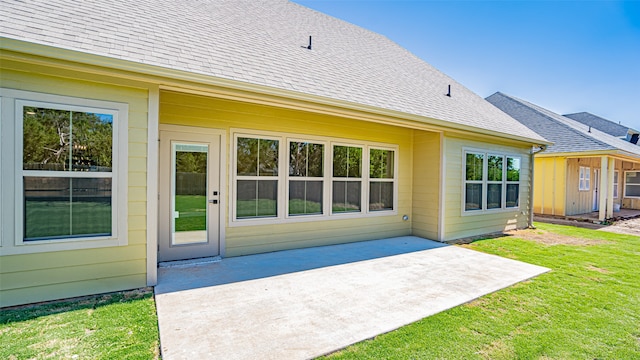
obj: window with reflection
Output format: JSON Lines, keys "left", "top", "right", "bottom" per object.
{"left": 232, "top": 132, "right": 398, "bottom": 223}
{"left": 236, "top": 137, "right": 279, "bottom": 218}
{"left": 506, "top": 157, "right": 521, "bottom": 208}
{"left": 465, "top": 152, "right": 484, "bottom": 211}
{"left": 624, "top": 171, "right": 640, "bottom": 197}
{"left": 289, "top": 141, "right": 324, "bottom": 216}
{"left": 579, "top": 166, "right": 590, "bottom": 191}
{"left": 464, "top": 151, "right": 521, "bottom": 212}
{"left": 487, "top": 155, "right": 503, "bottom": 209}
{"left": 22, "top": 106, "right": 114, "bottom": 241}
{"left": 369, "top": 148, "right": 394, "bottom": 211}
{"left": 332, "top": 145, "right": 362, "bottom": 213}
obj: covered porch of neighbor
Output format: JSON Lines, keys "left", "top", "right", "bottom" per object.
{"left": 535, "top": 153, "right": 640, "bottom": 222}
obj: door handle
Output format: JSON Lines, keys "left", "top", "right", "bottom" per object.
{"left": 208, "top": 199, "right": 218, "bottom": 204}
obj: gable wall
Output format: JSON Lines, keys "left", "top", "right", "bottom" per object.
{"left": 0, "top": 59, "right": 150, "bottom": 307}
{"left": 442, "top": 134, "right": 532, "bottom": 241}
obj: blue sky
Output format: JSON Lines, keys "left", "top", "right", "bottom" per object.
{"left": 294, "top": 0, "right": 640, "bottom": 130}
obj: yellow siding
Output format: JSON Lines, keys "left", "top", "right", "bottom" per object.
{"left": 0, "top": 61, "right": 150, "bottom": 307}
{"left": 411, "top": 131, "right": 441, "bottom": 240}
{"left": 533, "top": 157, "right": 566, "bottom": 215}
{"left": 160, "top": 90, "right": 413, "bottom": 256}
{"left": 1, "top": 275, "right": 147, "bottom": 308}
{"left": 443, "top": 134, "right": 532, "bottom": 241}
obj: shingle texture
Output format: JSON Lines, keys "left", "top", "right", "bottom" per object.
{"left": 564, "top": 112, "right": 632, "bottom": 138}
{"left": 0, "top": 0, "right": 546, "bottom": 142}
{"left": 487, "top": 92, "right": 640, "bottom": 158}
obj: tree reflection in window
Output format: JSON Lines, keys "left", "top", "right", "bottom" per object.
{"left": 23, "top": 107, "right": 112, "bottom": 172}
{"left": 333, "top": 145, "right": 362, "bottom": 213}
{"left": 236, "top": 137, "right": 279, "bottom": 218}
{"left": 289, "top": 142, "right": 324, "bottom": 216}
{"left": 369, "top": 149, "right": 394, "bottom": 211}
{"left": 22, "top": 106, "right": 114, "bottom": 241}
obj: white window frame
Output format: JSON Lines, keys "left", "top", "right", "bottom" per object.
{"left": 505, "top": 156, "right": 521, "bottom": 208}
{"left": 579, "top": 166, "right": 590, "bottom": 191}
{"left": 230, "top": 129, "right": 398, "bottom": 226}
{"left": 233, "top": 134, "right": 281, "bottom": 221}
{"left": 462, "top": 148, "right": 522, "bottom": 215}
{"left": 368, "top": 146, "right": 397, "bottom": 212}
{"left": 613, "top": 170, "right": 619, "bottom": 198}
{"left": 0, "top": 88, "right": 128, "bottom": 255}
{"left": 623, "top": 170, "right": 640, "bottom": 198}
{"left": 286, "top": 138, "right": 328, "bottom": 218}
{"left": 330, "top": 142, "right": 365, "bottom": 215}
{"left": 486, "top": 154, "right": 504, "bottom": 210}
{"left": 464, "top": 151, "right": 485, "bottom": 212}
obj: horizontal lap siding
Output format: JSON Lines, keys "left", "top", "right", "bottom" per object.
{"left": 160, "top": 91, "right": 413, "bottom": 256}
{"left": 1, "top": 275, "right": 147, "bottom": 308}
{"left": 443, "top": 135, "right": 531, "bottom": 241}
{"left": 411, "top": 131, "right": 440, "bottom": 240}
{"left": 0, "top": 61, "right": 150, "bottom": 307}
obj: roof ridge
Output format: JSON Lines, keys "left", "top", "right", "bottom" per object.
{"left": 493, "top": 93, "right": 615, "bottom": 150}
{"left": 564, "top": 111, "right": 635, "bottom": 133}
{"left": 0, "top": 0, "right": 547, "bottom": 143}
{"left": 494, "top": 93, "right": 640, "bottom": 156}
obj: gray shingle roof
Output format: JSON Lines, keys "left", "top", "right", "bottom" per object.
{"left": 486, "top": 92, "right": 640, "bottom": 158}
{"left": 564, "top": 112, "right": 633, "bottom": 138}
{"left": 0, "top": 0, "right": 547, "bottom": 143}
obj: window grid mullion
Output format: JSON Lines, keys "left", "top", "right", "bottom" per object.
{"left": 17, "top": 97, "right": 118, "bottom": 242}
{"left": 502, "top": 155, "right": 507, "bottom": 209}
{"left": 464, "top": 151, "right": 522, "bottom": 213}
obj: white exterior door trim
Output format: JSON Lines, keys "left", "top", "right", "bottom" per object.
{"left": 157, "top": 124, "right": 227, "bottom": 263}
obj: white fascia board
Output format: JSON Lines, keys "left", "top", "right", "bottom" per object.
{"left": 2, "top": 37, "right": 549, "bottom": 146}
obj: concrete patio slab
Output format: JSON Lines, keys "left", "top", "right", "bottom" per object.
{"left": 155, "top": 236, "right": 549, "bottom": 360}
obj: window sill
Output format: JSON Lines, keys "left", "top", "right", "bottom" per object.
{"left": 461, "top": 207, "right": 522, "bottom": 216}
{"left": 229, "top": 210, "right": 399, "bottom": 227}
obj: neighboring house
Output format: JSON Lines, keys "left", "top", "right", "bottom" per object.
{"left": 487, "top": 92, "right": 640, "bottom": 222}
{"left": 564, "top": 112, "right": 640, "bottom": 144}
{"left": 0, "top": 0, "right": 548, "bottom": 307}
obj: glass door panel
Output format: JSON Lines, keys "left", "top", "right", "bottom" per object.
{"left": 159, "top": 128, "right": 220, "bottom": 262}
{"left": 172, "top": 143, "right": 208, "bottom": 245}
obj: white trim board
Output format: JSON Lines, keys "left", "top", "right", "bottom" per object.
{"left": 146, "top": 85, "right": 160, "bottom": 286}
{"left": 0, "top": 88, "right": 128, "bottom": 255}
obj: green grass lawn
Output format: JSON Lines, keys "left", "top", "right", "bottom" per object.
{"left": 0, "top": 289, "right": 159, "bottom": 360}
{"left": 322, "top": 222, "right": 640, "bottom": 359}
{"left": 2, "top": 223, "right": 638, "bottom": 359}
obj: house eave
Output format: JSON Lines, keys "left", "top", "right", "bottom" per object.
{"left": 1, "top": 37, "right": 547, "bottom": 146}
{"left": 536, "top": 149, "right": 640, "bottom": 163}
